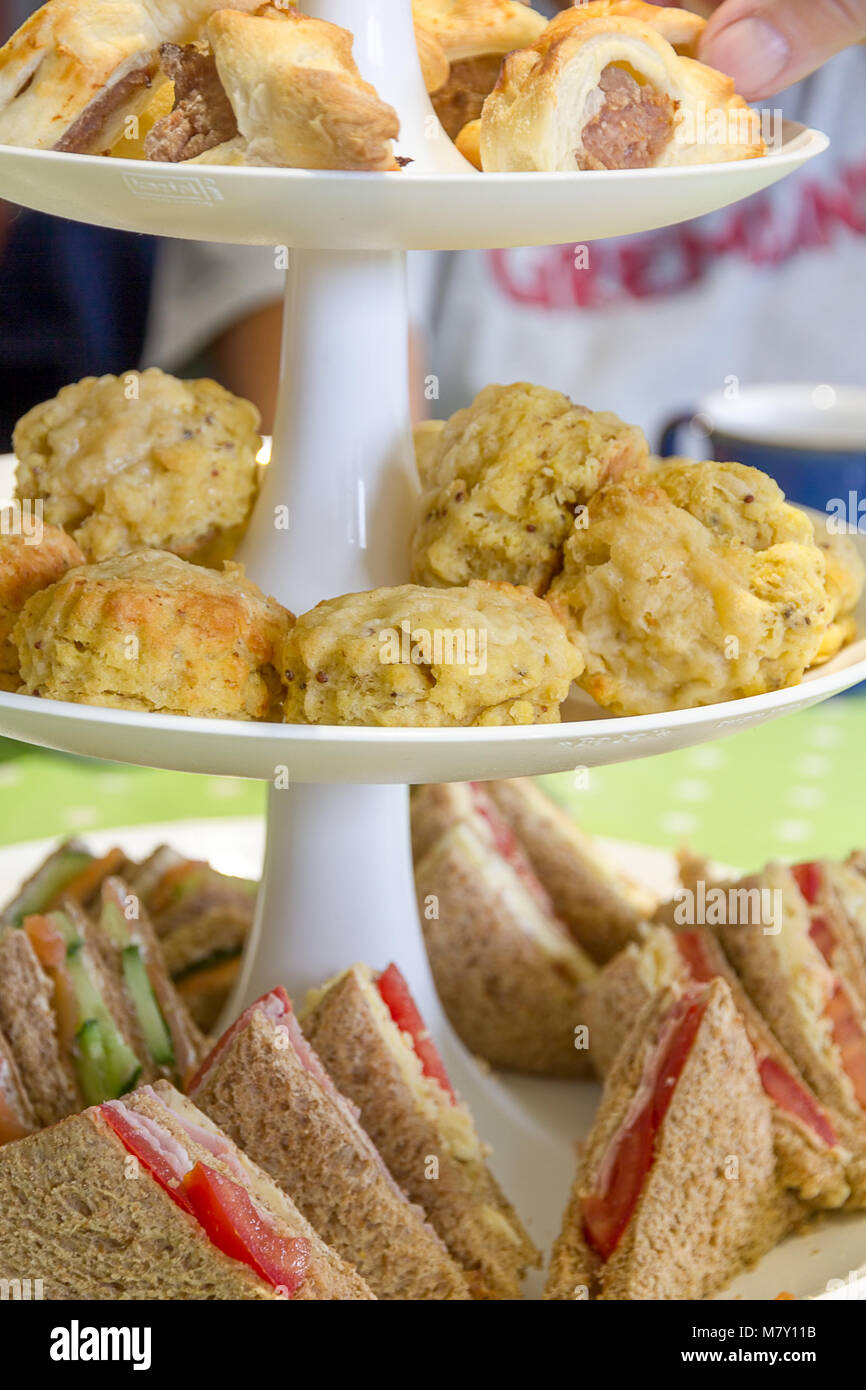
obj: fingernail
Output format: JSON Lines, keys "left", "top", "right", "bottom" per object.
{"left": 704, "top": 17, "right": 790, "bottom": 98}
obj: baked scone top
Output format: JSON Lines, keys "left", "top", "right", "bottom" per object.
{"left": 0, "top": 518, "right": 84, "bottom": 689}
{"left": 13, "top": 549, "right": 292, "bottom": 721}
{"left": 410, "top": 382, "right": 648, "bottom": 593}
{"left": 282, "top": 580, "right": 581, "bottom": 727}
{"left": 548, "top": 465, "right": 830, "bottom": 716}
{"left": 14, "top": 368, "right": 261, "bottom": 564}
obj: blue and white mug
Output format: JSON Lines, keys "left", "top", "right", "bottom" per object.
{"left": 659, "top": 383, "right": 866, "bottom": 522}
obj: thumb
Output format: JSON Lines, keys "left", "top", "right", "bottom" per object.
{"left": 698, "top": 0, "right": 866, "bottom": 100}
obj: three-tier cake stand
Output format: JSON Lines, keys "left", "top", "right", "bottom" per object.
{"left": 0, "top": 0, "right": 862, "bottom": 1294}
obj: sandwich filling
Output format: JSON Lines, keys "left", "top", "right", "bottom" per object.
{"left": 582, "top": 984, "right": 709, "bottom": 1261}
{"left": 2, "top": 843, "right": 118, "bottom": 926}
{"left": 578, "top": 64, "right": 676, "bottom": 170}
{"left": 0, "top": 1049, "right": 33, "bottom": 1145}
{"left": 674, "top": 930, "right": 838, "bottom": 1147}
{"left": 468, "top": 783, "right": 554, "bottom": 912}
{"left": 101, "top": 1086, "right": 311, "bottom": 1294}
{"left": 54, "top": 57, "right": 161, "bottom": 155}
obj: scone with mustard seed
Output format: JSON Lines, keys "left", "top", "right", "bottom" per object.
{"left": 0, "top": 517, "right": 84, "bottom": 691}
{"left": 410, "top": 382, "right": 648, "bottom": 593}
{"left": 14, "top": 369, "right": 261, "bottom": 565}
{"left": 14, "top": 550, "right": 292, "bottom": 721}
{"left": 548, "top": 463, "right": 830, "bottom": 715}
{"left": 812, "top": 522, "right": 865, "bottom": 665}
{"left": 282, "top": 580, "right": 582, "bottom": 726}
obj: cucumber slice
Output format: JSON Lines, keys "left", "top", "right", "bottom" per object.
{"left": 122, "top": 946, "right": 175, "bottom": 1068}
{"left": 5, "top": 850, "right": 93, "bottom": 926}
{"left": 66, "top": 945, "right": 141, "bottom": 1100}
{"left": 100, "top": 897, "right": 131, "bottom": 949}
{"left": 75, "top": 1018, "right": 111, "bottom": 1107}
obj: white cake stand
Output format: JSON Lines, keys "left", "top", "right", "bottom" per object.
{"left": 0, "top": 0, "right": 852, "bottom": 1284}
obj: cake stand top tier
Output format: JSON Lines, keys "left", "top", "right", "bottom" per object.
{"left": 0, "top": 123, "right": 827, "bottom": 251}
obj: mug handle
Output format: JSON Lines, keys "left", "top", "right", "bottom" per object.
{"left": 657, "top": 412, "right": 693, "bottom": 459}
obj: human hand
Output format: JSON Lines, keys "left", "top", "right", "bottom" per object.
{"left": 696, "top": 0, "right": 866, "bottom": 99}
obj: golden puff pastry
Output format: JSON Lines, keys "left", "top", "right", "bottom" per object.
{"left": 475, "top": 9, "right": 766, "bottom": 172}
{"left": 150, "top": 8, "right": 400, "bottom": 170}
{"left": 415, "top": 0, "right": 547, "bottom": 138}
{"left": 544, "top": 2, "right": 706, "bottom": 57}
{"left": 410, "top": 382, "right": 648, "bottom": 593}
{"left": 14, "top": 369, "right": 261, "bottom": 566}
{"left": 0, "top": 0, "right": 260, "bottom": 154}
{"left": 14, "top": 549, "right": 292, "bottom": 721}
{"left": 0, "top": 519, "right": 84, "bottom": 692}
{"left": 282, "top": 580, "right": 582, "bottom": 727}
{"left": 547, "top": 468, "right": 830, "bottom": 716}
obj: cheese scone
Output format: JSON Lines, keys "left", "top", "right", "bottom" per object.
{"left": 414, "top": 0, "right": 547, "bottom": 139}
{"left": 146, "top": 7, "right": 399, "bottom": 170}
{"left": 14, "top": 550, "right": 292, "bottom": 721}
{"left": 0, "top": 520, "right": 84, "bottom": 692}
{"left": 548, "top": 464, "right": 830, "bottom": 715}
{"left": 14, "top": 369, "right": 261, "bottom": 566}
{"left": 0, "top": 0, "right": 260, "bottom": 154}
{"left": 812, "top": 523, "right": 865, "bottom": 666}
{"left": 282, "top": 581, "right": 581, "bottom": 727}
{"left": 410, "top": 383, "right": 648, "bottom": 592}
{"left": 474, "top": 4, "right": 765, "bottom": 171}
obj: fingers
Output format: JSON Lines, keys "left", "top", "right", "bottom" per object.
{"left": 698, "top": 0, "right": 866, "bottom": 99}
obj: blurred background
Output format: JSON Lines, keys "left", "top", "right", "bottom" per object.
{"left": 0, "top": 0, "right": 864, "bottom": 866}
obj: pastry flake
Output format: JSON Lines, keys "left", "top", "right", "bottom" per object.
{"left": 415, "top": 0, "right": 547, "bottom": 138}
{"left": 282, "top": 580, "right": 581, "bottom": 727}
{"left": 476, "top": 7, "right": 766, "bottom": 172}
{"left": 0, "top": 0, "right": 260, "bottom": 154}
{"left": 151, "top": 8, "right": 400, "bottom": 170}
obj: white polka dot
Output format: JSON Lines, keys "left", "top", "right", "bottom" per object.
{"left": 790, "top": 785, "right": 826, "bottom": 809}
{"left": 812, "top": 384, "right": 837, "bottom": 411}
{"left": 673, "top": 778, "right": 711, "bottom": 803}
{"left": 208, "top": 779, "right": 243, "bottom": 800}
{"left": 96, "top": 774, "right": 133, "bottom": 795}
{"left": 689, "top": 746, "right": 726, "bottom": 771}
{"left": 808, "top": 724, "right": 843, "bottom": 749}
{"left": 0, "top": 765, "right": 22, "bottom": 788}
{"left": 796, "top": 754, "right": 831, "bottom": 779}
{"left": 64, "top": 805, "right": 100, "bottom": 830}
{"left": 660, "top": 810, "right": 699, "bottom": 836}
{"left": 774, "top": 819, "right": 813, "bottom": 843}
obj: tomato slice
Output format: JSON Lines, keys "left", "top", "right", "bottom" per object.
{"left": 674, "top": 930, "right": 718, "bottom": 983}
{"left": 182, "top": 1161, "right": 311, "bottom": 1295}
{"left": 469, "top": 784, "right": 552, "bottom": 909}
{"left": 188, "top": 987, "right": 291, "bottom": 1094}
{"left": 757, "top": 1057, "right": 837, "bottom": 1147}
{"left": 825, "top": 985, "right": 866, "bottom": 1110}
{"left": 378, "top": 963, "right": 456, "bottom": 1103}
{"left": 793, "top": 862, "right": 823, "bottom": 906}
{"left": 23, "top": 914, "right": 67, "bottom": 970}
{"left": 809, "top": 914, "right": 837, "bottom": 964}
{"left": 100, "top": 1101, "right": 195, "bottom": 1213}
{"left": 582, "top": 990, "right": 707, "bottom": 1262}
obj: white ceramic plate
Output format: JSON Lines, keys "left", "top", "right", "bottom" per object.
{"left": 0, "top": 820, "right": 860, "bottom": 1301}
{"left": 0, "top": 124, "right": 827, "bottom": 251}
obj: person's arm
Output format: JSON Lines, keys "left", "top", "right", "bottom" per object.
{"left": 209, "top": 300, "right": 283, "bottom": 435}
{"left": 697, "top": 0, "right": 866, "bottom": 99}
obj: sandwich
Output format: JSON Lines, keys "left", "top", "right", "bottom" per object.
{"left": 1, "top": 839, "right": 130, "bottom": 926}
{"left": 794, "top": 855, "right": 866, "bottom": 978}
{"left": 0, "top": 0, "right": 260, "bottom": 155}
{"left": 545, "top": 977, "right": 791, "bottom": 1300}
{"left": 189, "top": 987, "right": 471, "bottom": 1300}
{"left": 0, "top": 881, "right": 205, "bottom": 1131}
{"left": 131, "top": 845, "right": 255, "bottom": 1031}
{"left": 0, "top": 1079, "right": 373, "bottom": 1299}
{"left": 708, "top": 863, "right": 866, "bottom": 1202}
{"left": 582, "top": 922, "right": 850, "bottom": 1208}
{"left": 411, "top": 779, "right": 655, "bottom": 962}
{"left": 301, "top": 962, "right": 540, "bottom": 1299}
{"left": 0, "top": 1026, "right": 36, "bottom": 1145}
{"left": 413, "top": 787, "right": 597, "bottom": 1075}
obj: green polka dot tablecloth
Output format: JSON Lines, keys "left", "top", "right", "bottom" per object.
{"left": 0, "top": 694, "right": 863, "bottom": 866}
